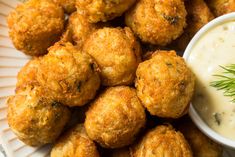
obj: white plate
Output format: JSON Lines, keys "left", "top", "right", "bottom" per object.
{"left": 0, "top": 0, "right": 234, "bottom": 156}
{"left": 0, "top": 0, "right": 50, "bottom": 156}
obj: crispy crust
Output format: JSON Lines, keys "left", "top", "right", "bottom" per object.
{"left": 125, "top": 0, "right": 187, "bottom": 46}
{"left": 16, "top": 58, "right": 41, "bottom": 92}
{"left": 177, "top": 117, "right": 223, "bottom": 157}
{"left": 85, "top": 86, "right": 146, "bottom": 148}
{"left": 131, "top": 125, "right": 193, "bottom": 157}
{"left": 174, "top": 0, "right": 214, "bottom": 50}
{"left": 76, "top": 0, "right": 136, "bottom": 23}
{"left": 53, "top": 0, "right": 76, "bottom": 14}
{"left": 206, "top": 0, "right": 235, "bottom": 17}
{"left": 67, "top": 12, "right": 99, "bottom": 48}
{"left": 51, "top": 124, "right": 100, "bottom": 157}
{"left": 135, "top": 50, "right": 195, "bottom": 118}
{"left": 37, "top": 42, "right": 101, "bottom": 107}
{"left": 7, "top": 0, "right": 65, "bottom": 56}
{"left": 7, "top": 86, "right": 71, "bottom": 146}
{"left": 83, "top": 27, "right": 141, "bottom": 86}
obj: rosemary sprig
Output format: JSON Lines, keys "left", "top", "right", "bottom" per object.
{"left": 210, "top": 64, "right": 235, "bottom": 102}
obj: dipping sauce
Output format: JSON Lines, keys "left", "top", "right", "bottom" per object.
{"left": 188, "top": 21, "right": 235, "bottom": 140}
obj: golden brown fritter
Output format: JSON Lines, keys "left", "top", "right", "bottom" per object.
{"left": 174, "top": 0, "right": 214, "bottom": 50}
{"left": 7, "top": 86, "right": 71, "bottom": 147}
{"left": 205, "top": 0, "right": 235, "bottom": 17}
{"left": 83, "top": 27, "right": 141, "bottom": 86}
{"left": 67, "top": 12, "right": 99, "bottom": 48}
{"left": 177, "top": 117, "right": 223, "bottom": 157}
{"left": 16, "top": 58, "right": 41, "bottom": 92}
{"left": 76, "top": 0, "right": 136, "bottom": 23}
{"left": 37, "top": 42, "right": 101, "bottom": 107}
{"left": 125, "top": 0, "right": 187, "bottom": 46}
{"left": 7, "top": 0, "right": 65, "bottom": 56}
{"left": 135, "top": 50, "right": 195, "bottom": 118}
{"left": 85, "top": 86, "right": 146, "bottom": 148}
{"left": 53, "top": 0, "right": 76, "bottom": 14}
{"left": 51, "top": 124, "right": 100, "bottom": 157}
{"left": 131, "top": 125, "right": 193, "bottom": 157}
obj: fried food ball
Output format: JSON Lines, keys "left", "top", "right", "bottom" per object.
{"left": 125, "top": 0, "right": 187, "bottom": 46}
{"left": 85, "top": 86, "right": 146, "bottom": 148}
{"left": 76, "top": 0, "right": 136, "bottom": 23}
{"left": 205, "top": 0, "right": 235, "bottom": 17}
{"left": 37, "top": 42, "right": 101, "bottom": 107}
{"left": 16, "top": 58, "right": 41, "bottom": 92}
{"left": 7, "top": 86, "right": 71, "bottom": 146}
{"left": 53, "top": 0, "right": 76, "bottom": 14}
{"left": 135, "top": 50, "right": 195, "bottom": 118}
{"left": 51, "top": 124, "right": 100, "bottom": 157}
{"left": 83, "top": 27, "right": 141, "bottom": 86}
{"left": 177, "top": 117, "right": 223, "bottom": 157}
{"left": 131, "top": 125, "right": 193, "bottom": 157}
{"left": 67, "top": 12, "right": 99, "bottom": 48}
{"left": 7, "top": 0, "right": 65, "bottom": 56}
{"left": 174, "top": 0, "right": 214, "bottom": 50}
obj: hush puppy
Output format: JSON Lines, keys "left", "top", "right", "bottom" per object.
{"left": 76, "top": 0, "right": 136, "bottom": 23}
{"left": 83, "top": 27, "right": 141, "bottom": 86}
{"left": 37, "top": 42, "right": 101, "bottom": 107}
{"left": 7, "top": 86, "right": 71, "bottom": 146}
{"left": 135, "top": 50, "right": 195, "bottom": 118}
{"left": 85, "top": 86, "right": 146, "bottom": 148}
{"left": 174, "top": 0, "right": 214, "bottom": 50}
{"left": 16, "top": 58, "right": 41, "bottom": 92}
{"left": 206, "top": 0, "right": 235, "bottom": 17}
{"left": 131, "top": 125, "right": 193, "bottom": 157}
{"left": 67, "top": 12, "right": 99, "bottom": 48}
{"left": 51, "top": 124, "right": 100, "bottom": 157}
{"left": 7, "top": 0, "right": 65, "bottom": 56}
{"left": 125, "top": 0, "right": 187, "bottom": 46}
{"left": 53, "top": 0, "right": 76, "bottom": 14}
{"left": 177, "top": 117, "right": 223, "bottom": 157}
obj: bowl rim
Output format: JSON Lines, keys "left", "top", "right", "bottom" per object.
{"left": 183, "top": 12, "right": 235, "bottom": 149}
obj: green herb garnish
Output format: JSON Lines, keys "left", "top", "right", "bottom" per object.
{"left": 162, "top": 13, "right": 179, "bottom": 25}
{"left": 52, "top": 101, "right": 61, "bottom": 107}
{"left": 210, "top": 64, "right": 235, "bottom": 102}
{"left": 165, "top": 62, "right": 173, "bottom": 67}
{"left": 213, "top": 113, "right": 221, "bottom": 125}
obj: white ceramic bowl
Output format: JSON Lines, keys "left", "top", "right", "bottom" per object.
{"left": 184, "top": 12, "right": 235, "bottom": 149}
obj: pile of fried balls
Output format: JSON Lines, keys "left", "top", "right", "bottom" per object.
{"left": 7, "top": 0, "right": 232, "bottom": 156}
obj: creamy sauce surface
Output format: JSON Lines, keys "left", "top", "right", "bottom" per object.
{"left": 188, "top": 21, "right": 235, "bottom": 140}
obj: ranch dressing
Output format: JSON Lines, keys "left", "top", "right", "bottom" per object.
{"left": 188, "top": 21, "right": 235, "bottom": 140}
